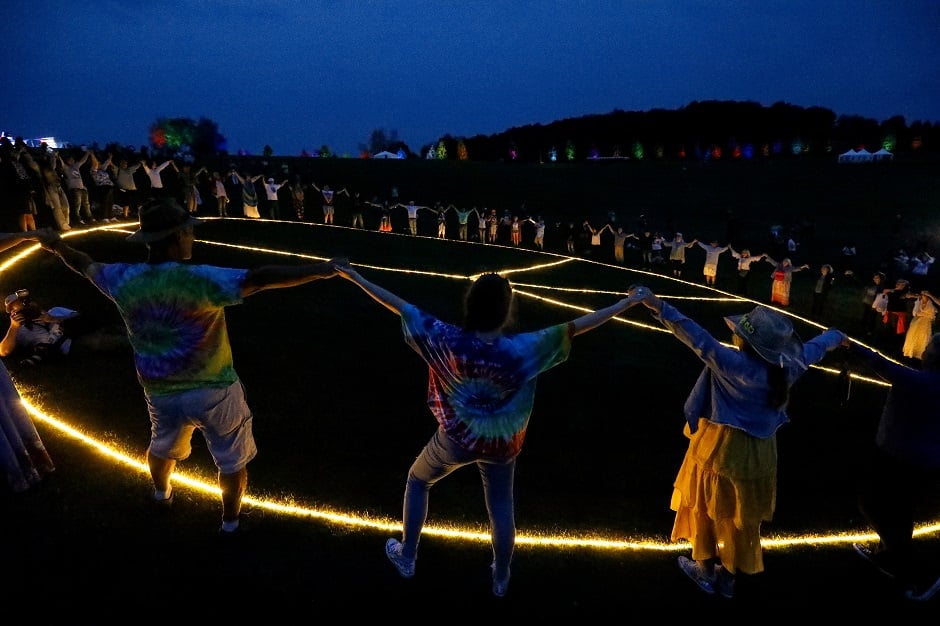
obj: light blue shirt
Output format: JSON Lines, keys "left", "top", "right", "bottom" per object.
{"left": 653, "top": 300, "right": 845, "bottom": 438}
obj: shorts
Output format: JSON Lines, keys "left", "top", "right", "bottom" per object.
{"left": 323, "top": 205, "right": 334, "bottom": 215}
{"left": 703, "top": 264, "right": 717, "bottom": 277}
{"left": 146, "top": 380, "right": 257, "bottom": 474}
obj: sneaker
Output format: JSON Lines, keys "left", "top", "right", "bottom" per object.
{"left": 678, "top": 555, "right": 715, "bottom": 595}
{"left": 905, "top": 575, "right": 940, "bottom": 602}
{"left": 491, "top": 562, "right": 511, "bottom": 598}
{"left": 385, "top": 538, "right": 415, "bottom": 578}
{"left": 853, "top": 542, "right": 896, "bottom": 579}
{"left": 150, "top": 491, "right": 174, "bottom": 514}
{"left": 218, "top": 507, "right": 264, "bottom": 538}
{"left": 714, "top": 564, "right": 736, "bottom": 599}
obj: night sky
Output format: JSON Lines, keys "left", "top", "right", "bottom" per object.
{"left": 4, "top": 1, "right": 939, "bottom": 155}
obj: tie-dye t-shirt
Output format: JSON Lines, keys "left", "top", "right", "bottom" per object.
{"left": 401, "top": 304, "right": 572, "bottom": 459}
{"left": 88, "top": 262, "right": 247, "bottom": 396}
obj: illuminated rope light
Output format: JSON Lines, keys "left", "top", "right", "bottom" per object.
{"left": 6, "top": 222, "right": 932, "bottom": 552}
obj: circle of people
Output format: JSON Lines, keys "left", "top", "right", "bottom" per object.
{"left": 0, "top": 197, "right": 937, "bottom": 603}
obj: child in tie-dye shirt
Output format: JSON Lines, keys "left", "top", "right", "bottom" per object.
{"left": 335, "top": 267, "right": 643, "bottom": 597}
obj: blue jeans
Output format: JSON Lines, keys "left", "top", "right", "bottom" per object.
{"left": 399, "top": 427, "right": 515, "bottom": 579}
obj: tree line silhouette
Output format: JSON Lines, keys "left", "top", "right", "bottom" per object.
{"left": 139, "top": 99, "right": 938, "bottom": 162}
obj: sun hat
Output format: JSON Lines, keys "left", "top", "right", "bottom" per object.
{"left": 126, "top": 198, "right": 203, "bottom": 243}
{"left": 724, "top": 306, "right": 805, "bottom": 368}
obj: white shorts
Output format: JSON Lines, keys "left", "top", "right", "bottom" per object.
{"left": 146, "top": 380, "right": 257, "bottom": 474}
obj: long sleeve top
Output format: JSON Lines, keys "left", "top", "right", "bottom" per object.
{"left": 663, "top": 237, "right": 694, "bottom": 262}
{"left": 697, "top": 242, "right": 730, "bottom": 268}
{"left": 731, "top": 250, "right": 765, "bottom": 272}
{"left": 652, "top": 300, "right": 846, "bottom": 438}
{"left": 851, "top": 343, "right": 940, "bottom": 468}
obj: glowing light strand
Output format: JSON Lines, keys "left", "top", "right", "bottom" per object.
{"left": 6, "top": 223, "right": 930, "bottom": 553}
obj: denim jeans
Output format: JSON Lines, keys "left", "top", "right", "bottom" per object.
{"left": 400, "top": 426, "right": 515, "bottom": 579}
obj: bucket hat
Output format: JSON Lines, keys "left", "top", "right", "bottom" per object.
{"left": 127, "top": 199, "right": 203, "bottom": 243}
{"left": 724, "top": 306, "right": 805, "bottom": 368}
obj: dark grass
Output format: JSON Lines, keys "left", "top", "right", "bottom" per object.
{"left": 4, "top": 160, "right": 940, "bottom": 619}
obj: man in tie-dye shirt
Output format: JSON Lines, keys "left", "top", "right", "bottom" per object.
{"left": 335, "top": 266, "right": 643, "bottom": 597}
{"left": 39, "top": 198, "right": 344, "bottom": 536}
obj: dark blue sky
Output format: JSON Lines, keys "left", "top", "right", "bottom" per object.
{"left": 4, "top": 1, "right": 939, "bottom": 156}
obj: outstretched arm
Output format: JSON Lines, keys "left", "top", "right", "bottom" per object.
{"left": 37, "top": 230, "right": 97, "bottom": 277}
{"left": 241, "top": 256, "right": 347, "bottom": 296}
{"left": 335, "top": 265, "right": 408, "bottom": 317}
{"left": 0, "top": 231, "right": 43, "bottom": 255}
{"left": 570, "top": 290, "right": 644, "bottom": 336}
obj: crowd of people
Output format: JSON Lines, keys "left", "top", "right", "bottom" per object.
{"left": 1, "top": 139, "right": 938, "bottom": 603}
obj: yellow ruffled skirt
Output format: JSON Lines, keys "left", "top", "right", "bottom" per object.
{"left": 670, "top": 417, "right": 777, "bottom": 574}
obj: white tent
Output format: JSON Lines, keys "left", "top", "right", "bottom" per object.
{"left": 837, "top": 149, "right": 858, "bottom": 163}
{"left": 837, "top": 148, "right": 874, "bottom": 164}
{"left": 372, "top": 151, "right": 400, "bottom": 159}
{"left": 872, "top": 148, "right": 894, "bottom": 161}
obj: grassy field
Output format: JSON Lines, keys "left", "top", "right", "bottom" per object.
{"left": 3, "top": 159, "right": 940, "bottom": 619}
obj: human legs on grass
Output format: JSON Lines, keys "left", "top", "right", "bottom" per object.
{"left": 480, "top": 456, "right": 515, "bottom": 596}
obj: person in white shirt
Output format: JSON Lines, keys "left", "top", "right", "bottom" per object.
{"left": 142, "top": 159, "right": 176, "bottom": 199}
{"left": 263, "top": 177, "right": 287, "bottom": 220}
{"left": 61, "top": 149, "right": 95, "bottom": 224}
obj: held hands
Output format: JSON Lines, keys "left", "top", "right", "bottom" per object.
{"left": 329, "top": 258, "right": 357, "bottom": 280}
{"left": 626, "top": 284, "right": 663, "bottom": 313}
{"left": 325, "top": 256, "right": 350, "bottom": 277}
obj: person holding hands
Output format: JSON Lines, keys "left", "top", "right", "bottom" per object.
{"left": 36, "top": 198, "right": 346, "bottom": 535}
{"left": 626, "top": 285, "right": 846, "bottom": 598}
{"left": 334, "top": 265, "right": 644, "bottom": 597}
{"left": 846, "top": 330, "right": 940, "bottom": 601}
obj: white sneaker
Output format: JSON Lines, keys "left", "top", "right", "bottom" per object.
{"left": 853, "top": 542, "right": 897, "bottom": 579}
{"left": 678, "top": 555, "right": 715, "bottom": 595}
{"left": 385, "top": 538, "right": 415, "bottom": 578}
{"left": 491, "top": 561, "right": 511, "bottom": 597}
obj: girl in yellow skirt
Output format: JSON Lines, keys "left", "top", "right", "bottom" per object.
{"left": 628, "top": 286, "right": 845, "bottom": 598}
